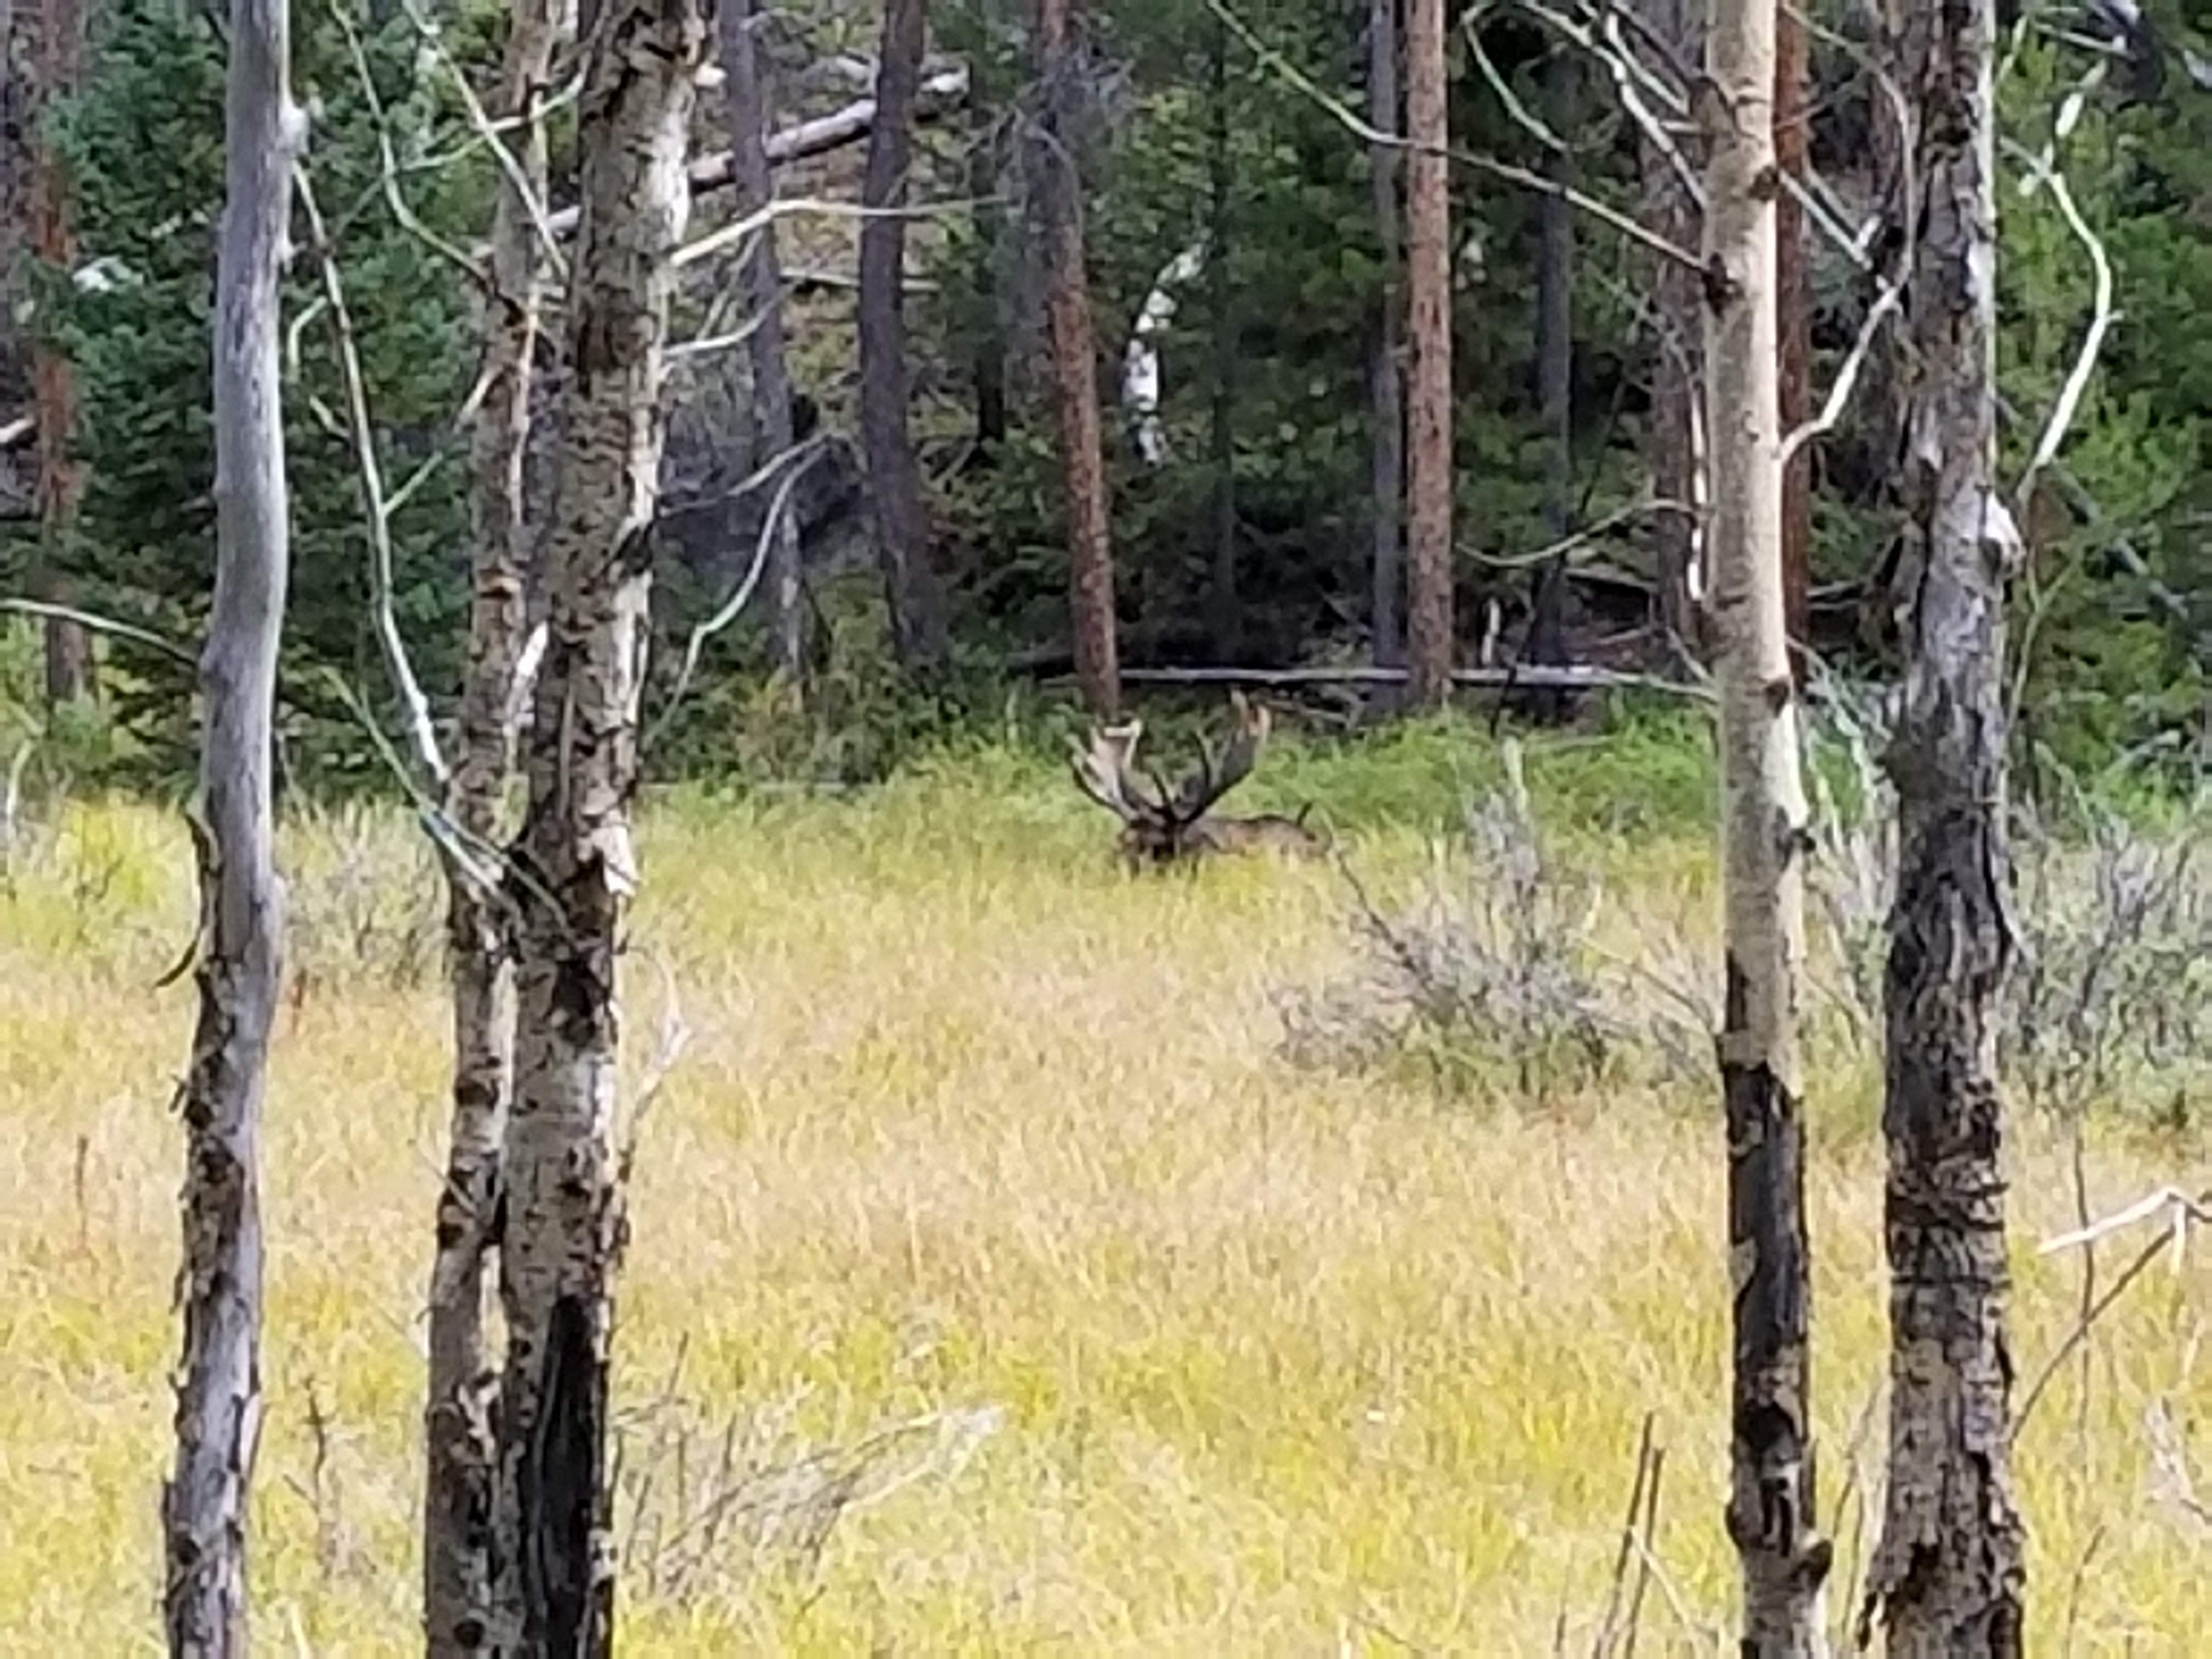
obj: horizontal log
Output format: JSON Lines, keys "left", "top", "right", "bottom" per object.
{"left": 1050, "top": 663, "right": 1713, "bottom": 698}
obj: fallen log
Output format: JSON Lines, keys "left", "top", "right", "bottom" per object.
{"left": 540, "top": 66, "right": 970, "bottom": 244}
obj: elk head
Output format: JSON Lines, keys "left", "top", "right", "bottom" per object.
{"left": 1069, "top": 692, "right": 1329, "bottom": 870}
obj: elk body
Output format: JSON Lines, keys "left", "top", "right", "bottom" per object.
{"left": 1070, "top": 692, "right": 1329, "bottom": 870}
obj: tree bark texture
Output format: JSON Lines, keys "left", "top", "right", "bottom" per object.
{"left": 1774, "top": 0, "right": 1812, "bottom": 683}
{"left": 422, "top": 0, "right": 568, "bottom": 1647}
{"left": 164, "top": 0, "right": 301, "bottom": 1647}
{"left": 494, "top": 0, "right": 706, "bottom": 1646}
{"left": 1034, "top": 0, "right": 1117, "bottom": 719}
{"left": 1700, "top": 0, "right": 1830, "bottom": 1650}
{"left": 714, "top": 0, "right": 808, "bottom": 682}
{"left": 859, "top": 0, "right": 953, "bottom": 675}
{"left": 1522, "top": 46, "right": 1575, "bottom": 721}
{"left": 1203, "top": 15, "right": 1238, "bottom": 660}
{"left": 1861, "top": 0, "right": 2028, "bottom": 1649}
{"left": 1637, "top": 0, "right": 1702, "bottom": 657}
{"left": 1365, "top": 0, "right": 1404, "bottom": 672}
{"left": 1401, "top": 0, "right": 1452, "bottom": 708}
{"left": 26, "top": 0, "right": 93, "bottom": 704}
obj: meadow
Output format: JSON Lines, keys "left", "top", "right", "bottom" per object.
{"left": 0, "top": 712, "right": 2204, "bottom": 1654}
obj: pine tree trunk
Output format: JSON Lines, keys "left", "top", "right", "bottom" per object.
{"left": 1365, "top": 0, "right": 1404, "bottom": 674}
{"left": 163, "top": 0, "right": 301, "bottom": 1646}
{"left": 1700, "top": 0, "right": 1830, "bottom": 1648}
{"left": 714, "top": 0, "right": 808, "bottom": 682}
{"left": 421, "top": 0, "right": 565, "bottom": 1646}
{"left": 1861, "top": 0, "right": 2028, "bottom": 1647}
{"left": 1774, "top": 0, "right": 1812, "bottom": 683}
{"left": 1637, "top": 0, "right": 1702, "bottom": 659}
{"left": 493, "top": 0, "right": 706, "bottom": 1646}
{"left": 30, "top": 0, "right": 93, "bottom": 706}
{"left": 1401, "top": 0, "right": 1452, "bottom": 708}
{"left": 1034, "top": 0, "right": 1117, "bottom": 719}
{"left": 1522, "top": 47, "right": 1575, "bottom": 723}
{"left": 859, "top": 0, "right": 952, "bottom": 675}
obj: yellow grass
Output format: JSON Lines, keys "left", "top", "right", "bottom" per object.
{"left": 0, "top": 776, "right": 2204, "bottom": 1654}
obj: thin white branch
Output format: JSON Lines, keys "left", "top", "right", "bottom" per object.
{"left": 2039, "top": 1186, "right": 2210, "bottom": 1256}
{"left": 2005, "top": 109, "right": 2117, "bottom": 507}
{"left": 1205, "top": 0, "right": 1702, "bottom": 271}
{"left": 1781, "top": 255, "right": 1905, "bottom": 466}
{"left": 645, "top": 439, "right": 826, "bottom": 752}
{"left": 672, "top": 195, "right": 973, "bottom": 272}
{"left": 296, "top": 166, "right": 450, "bottom": 789}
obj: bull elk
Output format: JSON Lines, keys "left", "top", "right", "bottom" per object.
{"left": 1070, "top": 691, "right": 1329, "bottom": 870}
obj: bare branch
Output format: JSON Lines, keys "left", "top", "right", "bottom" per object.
{"left": 1206, "top": 0, "right": 1702, "bottom": 272}
{"left": 295, "top": 165, "right": 450, "bottom": 789}
{"left": 0, "top": 595, "right": 196, "bottom": 662}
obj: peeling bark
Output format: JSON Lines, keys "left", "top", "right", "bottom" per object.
{"left": 421, "top": 0, "right": 568, "bottom": 1647}
{"left": 713, "top": 0, "right": 807, "bottom": 682}
{"left": 494, "top": 0, "right": 707, "bottom": 1646}
{"left": 1402, "top": 0, "right": 1452, "bottom": 708}
{"left": 164, "top": 0, "right": 301, "bottom": 1647}
{"left": 1700, "top": 0, "right": 1830, "bottom": 1649}
{"left": 1860, "top": 0, "right": 2028, "bottom": 1649}
{"left": 1034, "top": 0, "right": 1118, "bottom": 719}
{"left": 858, "top": 0, "right": 952, "bottom": 675}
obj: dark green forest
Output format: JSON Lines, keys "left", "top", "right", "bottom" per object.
{"left": 5, "top": 0, "right": 2212, "bottom": 798}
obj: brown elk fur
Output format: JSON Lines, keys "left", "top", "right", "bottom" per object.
{"left": 1069, "top": 692, "right": 1330, "bottom": 870}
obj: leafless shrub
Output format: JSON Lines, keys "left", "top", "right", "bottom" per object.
{"left": 1277, "top": 743, "right": 1709, "bottom": 1103}
{"left": 280, "top": 801, "right": 445, "bottom": 990}
{"left": 1802, "top": 679, "right": 2212, "bottom": 1125}
{"left": 611, "top": 1363, "right": 1005, "bottom": 1603}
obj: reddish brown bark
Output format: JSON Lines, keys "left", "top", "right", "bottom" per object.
{"left": 1035, "top": 0, "right": 1118, "bottom": 719}
{"left": 1775, "top": 0, "right": 1812, "bottom": 684}
{"left": 29, "top": 0, "right": 92, "bottom": 704}
{"left": 1402, "top": 0, "right": 1453, "bottom": 708}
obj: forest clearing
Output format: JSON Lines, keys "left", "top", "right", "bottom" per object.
{"left": 0, "top": 737, "right": 2202, "bottom": 1653}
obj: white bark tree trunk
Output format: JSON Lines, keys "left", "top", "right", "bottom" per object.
{"left": 163, "top": 0, "right": 302, "bottom": 1647}
{"left": 1860, "top": 0, "right": 2028, "bottom": 1649}
{"left": 1700, "top": 0, "right": 1829, "bottom": 1650}
{"left": 421, "top": 0, "right": 568, "bottom": 1647}
{"left": 492, "top": 0, "right": 707, "bottom": 1646}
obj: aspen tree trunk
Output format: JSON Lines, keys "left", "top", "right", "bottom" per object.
{"left": 163, "top": 0, "right": 301, "bottom": 1646}
{"left": 493, "top": 0, "right": 706, "bottom": 1645}
{"left": 1774, "top": 0, "right": 1812, "bottom": 682}
{"left": 1860, "top": 0, "right": 2028, "bottom": 1647}
{"left": 1365, "top": 0, "right": 1404, "bottom": 674}
{"left": 1402, "top": 0, "right": 1452, "bottom": 708}
{"left": 859, "top": 0, "right": 953, "bottom": 674}
{"left": 421, "top": 0, "right": 566, "bottom": 1645}
{"left": 1034, "top": 0, "right": 1118, "bottom": 719}
{"left": 714, "top": 0, "right": 808, "bottom": 681}
{"left": 1700, "top": 0, "right": 1830, "bottom": 1649}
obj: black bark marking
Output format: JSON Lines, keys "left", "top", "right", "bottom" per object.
{"left": 520, "top": 1293, "right": 612, "bottom": 1655}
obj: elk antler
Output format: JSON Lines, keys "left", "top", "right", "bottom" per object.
{"left": 1167, "top": 691, "right": 1271, "bottom": 822}
{"left": 1070, "top": 720, "right": 1166, "bottom": 823}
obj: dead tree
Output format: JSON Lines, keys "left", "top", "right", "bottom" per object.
{"left": 1700, "top": 0, "right": 1830, "bottom": 1648}
{"left": 420, "top": 0, "right": 567, "bottom": 1647}
{"left": 1860, "top": 0, "right": 2029, "bottom": 1648}
{"left": 859, "top": 0, "right": 952, "bottom": 674}
{"left": 1034, "top": 0, "right": 1118, "bottom": 719}
{"left": 1402, "top": 0, "right": 1453, "bottom": 708}
{"left": 713, "top": 0, "right": 808, "bottom": 682}
{"left": 1070, "top": 692, "right": 1326, "bottom": 868}
{"left": 493, "top": 0, "right": 707, "bottom": 1645}
{"left": 163, "top": 0, "right": 303, "bottom": 1646}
